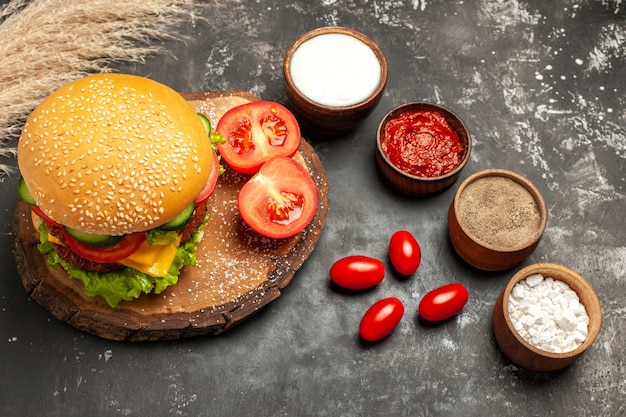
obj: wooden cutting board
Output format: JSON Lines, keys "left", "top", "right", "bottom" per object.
{"left": 12, "top": 90, "right": 330, "bottom": 342}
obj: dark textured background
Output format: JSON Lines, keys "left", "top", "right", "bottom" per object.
{"left": 1, "top": 1, "right": 625, "bottom": 416}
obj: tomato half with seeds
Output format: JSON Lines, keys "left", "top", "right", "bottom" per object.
{"left": 238, "top": 157, "right": 317, "bottom": 239}
{"left": 62, "top": 230, "right": 146, "bottom": 263}
{"left": 216, "top": 101, "right": 301, "bottom": 174}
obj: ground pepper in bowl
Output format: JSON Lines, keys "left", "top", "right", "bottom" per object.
{"left": 379, "top": 110, "right": 465, "bottom": 178}
{"left": 457, "top": 175, "right": 542, "bottom": 249}
{"left": 447, "top": 169, "right": 547, "bottom": 271}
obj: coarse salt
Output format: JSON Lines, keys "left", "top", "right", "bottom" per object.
{"left": 508, "top": 273, "right": 589, "bottom": 353}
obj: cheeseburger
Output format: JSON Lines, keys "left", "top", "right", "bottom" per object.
{"left": 17, "top": 73, "right": 221, "bottom": 307}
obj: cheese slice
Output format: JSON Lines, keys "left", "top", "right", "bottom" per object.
{"left": 47, "top": 233, "right": 63, "bottom": 245}
{"left": 119, "top": 237, "right": 181, "bottom": 277}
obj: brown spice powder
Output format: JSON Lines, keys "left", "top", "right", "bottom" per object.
{"left": 458, "top": 176, "right": 541, "bottom": 248}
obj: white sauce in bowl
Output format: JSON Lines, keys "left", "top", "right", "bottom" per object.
{"left": 289, "top": 33, "right": 382, "bottom": 107}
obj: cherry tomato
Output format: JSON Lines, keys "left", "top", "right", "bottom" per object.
{"left": 418, "top": 283, "right": 469, "bottom": 322}
{"left": 359, "top": 297, "right": 405, "bottom": 342}
{"left": 216, "top": 101, "right": 301, "bottom": 174}
{"left": 330, "top": 255, "right": 385, "bottom": 290}
{"left": 194, "top": 147, "right": 220, "bottom": 206}
{"left": 238, "top": 157, "right": 317, "bottom": 239}
{"left": 62, "top": 230, "right": 146, "bottom": 263}
{"left": 388, "top": 230, "right": 421, "bottom": 275}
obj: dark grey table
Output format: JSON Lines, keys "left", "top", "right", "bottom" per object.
{"left": 1, "top": 1, "right": 625, "bottom": 416}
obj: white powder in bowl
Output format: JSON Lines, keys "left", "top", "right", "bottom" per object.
{"left": 508, "top": 273, "right": 589, "bottom": 353}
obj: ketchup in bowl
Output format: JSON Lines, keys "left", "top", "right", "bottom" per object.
{"left": 380, "top": 110, "right": 465, "bottom": 178}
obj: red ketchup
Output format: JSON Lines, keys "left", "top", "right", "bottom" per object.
{"left": 380, "top": 110, "right": 464, "bottom": 177}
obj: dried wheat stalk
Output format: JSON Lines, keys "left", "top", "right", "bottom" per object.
{"left": 0, "top": 0, "right": 199, "bottom": 172}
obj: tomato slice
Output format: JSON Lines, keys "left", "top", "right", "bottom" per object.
{"left": 216, "top": 101, "right": 301, "bottom": 174}
{"left": 238, "top": 157, "right": 317, "bottom": 239}
{"left": 62, "top": 230, "right": 146, "bottom": 263}
{"left": 30, "top": 205, "right": 62, "bottom": 227}
{"left": 195, "top": 147, "right": 220, "bottom": 205}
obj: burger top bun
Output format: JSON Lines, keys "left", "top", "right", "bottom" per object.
{"left": 18, "top": 73, "right": 213, "bottom": 235}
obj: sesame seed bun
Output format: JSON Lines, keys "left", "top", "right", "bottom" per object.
{"left": 17, "top": 73, "right": 213, "bottom": 235}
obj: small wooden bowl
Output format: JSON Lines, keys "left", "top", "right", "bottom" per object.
{"left": 283, "top": 26, "right": 388, "bottom": 136}
{"left": 375, "top": 102, "right": 471, "bottom": 197}
{"left": 493, "top": 263, "right": 602, "bottom": 372}
{"left": 448, "top": 169, "right": 547, "bottom": 271}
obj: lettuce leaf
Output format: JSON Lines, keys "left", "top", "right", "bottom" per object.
{"left": 37, "top": 213, "right": 209, "bottom": 308}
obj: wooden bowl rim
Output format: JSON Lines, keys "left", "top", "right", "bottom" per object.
{"left": 500, "top": 262, "right": 602, "bottom": 359}
{"left": 451, "top": 168, "right": 547, "bottom": 252}
{"left": 375, "top": 101, "right": 472, "bottom": 182}
{"left": 283, "top": 26, "right": 388, "bottom": 111}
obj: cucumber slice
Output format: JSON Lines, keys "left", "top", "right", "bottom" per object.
{"left": 198, "top": 113, "right": 211, "bottom": 135}
{"left": 157, "top": 202, "right": 195, "bottom": 231}
{"left": 18, "top": 177, "right": 37, "bottom": 205}
{"left": 64, "top": 226, "right": 125, "bottom": 247}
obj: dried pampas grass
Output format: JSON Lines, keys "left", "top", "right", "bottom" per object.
{"left": 0, "top": 0, "right": 199, "bottom": 173}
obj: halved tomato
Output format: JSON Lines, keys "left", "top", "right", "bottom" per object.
{"left": 216, "top": 101, "right": 301, "bottom": 175}
{"left": 195, "top": 147, "right": 220, "bottom": 205}
{"left": 62, "top": 230, "right": 146, "bottom": 263}
{"left": 238, "top": 157, "right": 317, "bottom": 239}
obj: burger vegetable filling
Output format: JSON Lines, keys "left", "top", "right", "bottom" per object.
{"left": 35, "top": 211, "right": 209, "bottom": 308}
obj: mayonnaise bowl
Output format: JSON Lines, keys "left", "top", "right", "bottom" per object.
{"left": 283, "top": 26, "right": 388, "bottom": 136}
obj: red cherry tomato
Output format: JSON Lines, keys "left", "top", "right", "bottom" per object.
{"left": 195, "top": 147, "right": 220, "bottom": 205}
{"left": 63, "top": 230, "right": 146, "bottom": 263}
{"left": 238, "top": 157, "right": 317, "bottom": 239}
{"left": 359, "top": 297, "right": 405, "bottom": 342}
{"left": 216, "top": 101, "right": 301, "bottom": 174}
{"left": 330, "top": 255, "right": 385, "bottom": 290}
{"left": 418, "top": 283, "right": 469, "bottom": 322}
{"left": 388, "top": 230, "right": 421, "bottom": 275}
